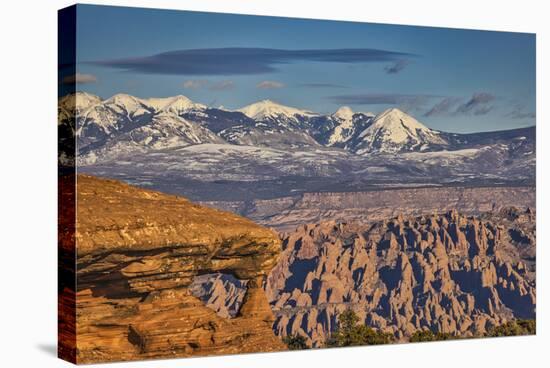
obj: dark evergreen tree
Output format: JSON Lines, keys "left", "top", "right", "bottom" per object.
{"left": 326, "top": 309, "right": 393, "bottom": 347}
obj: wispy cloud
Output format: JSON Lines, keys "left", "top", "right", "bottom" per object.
{"left": 471, "top": 105, "right": 493, "bottom": 116}
{"left": 299, "top": 83, "right": 348, "bottom": 88}
{"left": 182, "top": 79, "right": 208, "bottom": 89}
{"left": 90, "top": 47, "right": 414, "bottom": 76}
{"left": 423, "top": 93, "right": 497, "bottom": 117}
{"left": 257, "top": 80, "right": 285, "bottom": 89}
{"left": 328, "top": 93, "right": 436, "bottom": 106}
{"left": 424, "top": 92, "right": 496, "bottom": 117}
{"left": 455, "top": 92, "right": 495, "bottom": 115}
{"left": 423, "top": 97, "right": 462, "bottom": 117}
{"left": 182, "top": 79, "right": 235, "bottom": 91}
{"left": 506, "top": 105, "right": 536, "bottom": 119}
{"left": 384, "top": 59, "right": 411, "bottom": 74}
{"left": 209, "top": 80, "right": 235, "bottom": 91}
{"left": 62, "top": 73, "right": 97, "bottom": 84}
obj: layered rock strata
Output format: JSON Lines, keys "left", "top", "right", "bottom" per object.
{"left": 59, "top": 175, "right": 286, "bottom": 363}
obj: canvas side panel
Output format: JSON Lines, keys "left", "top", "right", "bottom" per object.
{"left": 58, "top": 5, "right": 77, "bottom": 364}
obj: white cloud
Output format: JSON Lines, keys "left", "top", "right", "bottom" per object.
{"left": 210, "top": 80, "right": 235, "bottom": 91}
{"left": 256, "top": 80, "right": 285, "bottom": 89}
{"left": 182, "top": 79, "right": 208, "bottom": 89}
{"left": 62, "top": 73, "right": 97, "bottom": 84}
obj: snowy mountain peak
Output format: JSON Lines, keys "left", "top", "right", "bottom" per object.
{"left": 238, "top": 99, "right": 317, "bottom": 120}
{"left": 59, "top": 92, "right": 101, "bottom": 113}
{"left": 354, "top": 108, "right": 448, "bottom": 154}
{"left": 104, "top": 93, "right": 152, "bottom": 116}
{"left": 105, "top": 93, "right": 142, "bottom": 105}
{"left": 325, "top": 107, "right": 376, "bottom": 147}
{"left": 333, "top": 106, "right": 354, "bottom": 121}
{"left": 147, "top": 95, "right": 192, "bottom": 108}
{"left": 373, "top": 108, "right": 430, "bottom": 132}
{"left": 146, "top": 95, "right": 205, "bottom": 114}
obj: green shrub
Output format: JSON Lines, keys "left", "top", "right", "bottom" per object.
{"left": 283, "top": 334, "right": 309, "bottom": 350}
{"left": 485, "top": 319, "right": 536, "bottom": 337}
{"left": 324, "top": 312, "right": 535, "bottom": 348}
{"left": 409, "top": 319, "right": 536, "bottom": 342}
{"left": 410, "top": 330, "right": 453, "bottom": 342}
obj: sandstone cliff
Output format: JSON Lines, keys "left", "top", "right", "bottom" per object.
{"left": 60, "top": 175, "right": 286, "bottom": 363}
{"left": 264, "top": 209, "right": 535, "bottom": 346}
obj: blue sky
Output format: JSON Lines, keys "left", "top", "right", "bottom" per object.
{"left": 60, "top": 4, "right": 536, "bottom": 133}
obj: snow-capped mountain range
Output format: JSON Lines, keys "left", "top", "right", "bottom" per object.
{"left": 59, "top": 92, "right": 535, "bottom": 200}
{"left": 60, "top": 92, "right": 461, "bottom": 157}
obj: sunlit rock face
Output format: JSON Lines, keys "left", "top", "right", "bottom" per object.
{"left": 60, "top": 175, "right": 285, "bottom": 363}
